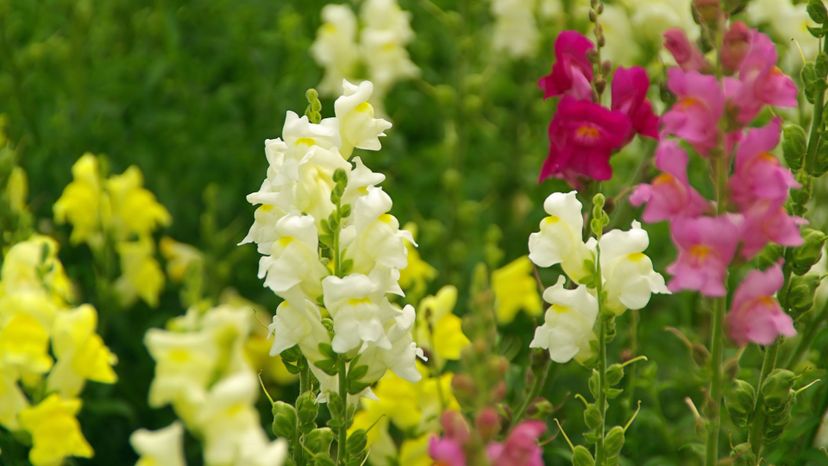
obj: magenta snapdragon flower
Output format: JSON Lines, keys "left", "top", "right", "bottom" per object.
{"left": 429, "top": 437, "right": 468, "bottom": 466}
{"left": 612, "top": 66, "right": 660, "bottom": 140}
{"left": 630, "top": 140, "right": 709, "bottom": 222}
{"left": 725, "top": 263, "right": 796, "bottom": 346}
{"left": 486, "top": 421, "right": 546, "bottom": 466}
{"left": 540, "top": 96, "right": 632, "bottom": 183}
{"left": 661, "top": 69, "right": 724, "bottom": 155}
{"left": 538, "top": 31, "right": 594, "bottom": 101}
{"left": 666, "top": 215, "right": 742, "bottom": 297}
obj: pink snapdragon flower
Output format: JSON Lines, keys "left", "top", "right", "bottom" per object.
{"left": 666, "top": 215, "right": 742, "bottom": 297}
{"left": 725, "top": 263, "right": 796, "bottom": 346}
{"left": 740, "top": 202, "right": 805, "bottom": 259}
{"left": 726, "top": 30, "right": 797, "bottom": 123}
{"left": 664, "top": 28, "right": 709, "bottom": 72}
{"left": 729, "top": 119, "right": 799, "bottom": 210}
{"left": 630, "top": 140, "right": 709, "bottom": 222}
{"left": 612, "top": 66, "right": 659, "bottom": 139}
{"left": 539, "top": 31, "right": 594, "bottom": 101}
{"left": 540, "top": 96, "right": 632, "bottom": 183}
{"left": 721, "top": 21, "right": 751, "bottom": 73}
{"left": 661, "top": 69, "right": 724, "bottom": 155}
{"left": 486, "top": 421, "right": 546, "bottom": 466}
{"left": 429, "top": 437, "right": 467, "bottom": 466}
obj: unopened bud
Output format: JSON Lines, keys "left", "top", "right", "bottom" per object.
{"left": 727, "top": 379, "right": 756, "bottom": 427}
{"left": 786, "top": 274, "right": 821, "bottom": 316}
{"left": 721, "top": 21, "right": 750, "bottom": 72}
{"left": 792, "top": 228, "right": 827, "bottom": 275}
{"left": 693, "top": 0, "right": 723, "bottom": 26}
{"left": 572, "top": 445, "right": 596, "bottom": 466}
{"left": 604, "top": 426, "right": 625, "bottom": 457}
{"left": 476, "top": 407, "right": 502, "bottom": 441}
{"left": 296, "top": 391, "right": 319, "bottom": 428}
{"left": 441, "top": 410, "right": 471, "bottom": 443}
{"left": 782, "top": 123, "right": 807, "bottom": 170}
{"left": 761, "top": 369, "right": 796, "bottom": 410}
{"left": 304, "top": 427, "right": 334, "bottom": 453}
{"left": 452, "top": 374, "right": 477, "bottom": 402}
{"left": 272, "top": 401, "right": 298, "bottom": 438}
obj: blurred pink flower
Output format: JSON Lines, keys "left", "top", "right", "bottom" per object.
{"left": 540, "top": 96, "right": 632, "bottom": 184}
{"left": 538, "top": 31, "right": 594, "bottom": 101}
{"left": 729, "top": 119, "right": 799, "bottom": 211}
{"left": 726, "top": 30, "right": 797, "bottom": 124}
{"left": 664, "top": 28, "right": 708, "bottom": 72}
{"left": 726, "top": 263, "right": 796, "bottom": 346}
{"left": 486, "top": 421, "right": 546, "bottom": 466}
{"left": 612, "top": 66, "right": 659, "bottom": 140}
{"left": 721, "top": 21, "right": 751, "bottom": 73}
{"left": 662, "top": 69, "right": 724, "bottom": 155}
{"left": 666, "top": 215, "right": 742, "bottom": 297}
{"left": 630, "top": 140, "right": 708, "bottom": 222}
{"left": 429, "top": 437, "right": 467, "bottom": 466}
{"left": 740, "top": 201, "right": 805, "bottom": 259}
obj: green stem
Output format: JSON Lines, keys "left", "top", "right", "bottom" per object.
{"left": 512, "top": 358, "right": 553, "bottom": 427}
{"left": 787, "top": 300, "right": 828, "bottom": 368}
{"left": 804, "top": 39, "right": 828, "bottom": 174}
{"left": 595, "top": 244, "right": 609, "bottom": 465}
{"left": 705, "top": 296, "right": 727, "bottom": 466}
{"left": 336, "top": 358, "right": 349, "bottom": 466}
{"left": 748, "top": 342, "right": 779, "bottom": 463}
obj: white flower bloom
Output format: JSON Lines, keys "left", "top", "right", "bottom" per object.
{"left": 268, "top": 299, "right": 331, "bottom": 362}
{"left": 747, "top": 0, "right": 815, "bottom": 71}
{"left": 358, "top": 304, "right": 423, "bottom": 383}
{"left": 529, "top": 277, "right": 598, "bottom": 363}
{"left": 597, "top": 4, "right": 637, "bottom": 65}
{"left": 311, "top": 4, "right": 361, "bottom": 96}
{"left": 322, "top": 274, "right": 396, "bottom": 353}
{"left": 597, "top": 221, "right": 669, "bottom": 314}
{"left": 528, "top": 191, "right": 593, "bottom": 282}
{"left": 130, "top": 422, "right": 186, "bottom": 466}
{"left": 622, "top": 0, "right": 696, "bottom": 43}
{"left": 335, "top": 80, "right": 393, "bottom": 157}
{"left": 491, "top": 0, "right": 539, "bottom": 58}
{"left": 343, "top": 156, "right": 385, "bottom": 205}
{"left": 360, "top": 0, "right": 419, "bottom": 98}
{"left": 257, "top": 214, "right": 328, "bottom": 300}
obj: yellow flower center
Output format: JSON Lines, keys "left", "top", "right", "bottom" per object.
{"left": 356, "top": 102, "right": 373, "bottom": 113}
{"left": 543, "top": 215, "right": 560, "bottom": 224}
{"left": 348, "top": 297, "right": 372, "bottom": 306}
{"left": 550, "top": 304, "right": 570, "bottom": 314}
{"left": 689, "top": 244, "right": 712, "bottom": 261}
{"left": 278, "top": 236, "right": 294, "bottom": 247}
{"left": 295, "top": 137, "right": 316, "bottom": 146}
{"left": 575, "top": 124, "right": 600, "bottom": 140}
{"left": 627, "top": 252, "right": 646, "bottom": 262}
{"left": 678, "top": 96, "right": 702, "bottom": 109}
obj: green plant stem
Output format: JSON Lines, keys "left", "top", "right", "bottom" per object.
{"left": 336, "top": 358, "right": 348, "bottom": 466}
{"left": 787, "top": 300, "right": 828, "bottom": 368}
{"left": 512, "top": 358, "right": 552, "bottom": 427}
{"left": 804, "top": 39, "right": 828, "bottom": 174}
{"left": 595, "top": 244, "right": 609, "bottom": 465}
{"left": 705, "top": 296, "right": 726, "bottom": 466}
{"left": 748, "top": 342, "right": 779, "bottom": 463}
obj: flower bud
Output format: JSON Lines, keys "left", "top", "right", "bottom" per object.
{"left": 786, "top": 274, "right": 821, "bottom": 316}
{"left": 783, "top": 124, "right": 807, "bottom": 171}
{"left": 272, "top": 401, "right": 298, "bottom": 438}
{"left": 792, "top": 228, "right": 827, "bottom": 275}
{"left": 304, "top": 427, "right": 334, "bottom": 453}
{"left": 572, "top": 445, "right": 596, "bottom": 466}
{"left": 606, "top": 363, "right": 624, "bottom": 386}
{"left": 761, "top": 369, "right": 796, "bottom": 411}
{"left": 476, "top": 407, "right": 501, "bottom": 442}
{"left": 693, "top": 0, "right": 723, "bottom": 26}
{"left": 731, "top": 442, "right": 757, "bottom": 466}
{"left": 452, "top": 373, "right": 477, "bottom": 403}
{"left": 604, "top": 426, "right": 625, "bottom": 458}
{"left": 584, "top": 403, "right": 603, "bottom": 430}
{"left": 721, "top": 21, "right": 750, "bottom": 72}
{"left": 296, "top": 391, "right": 319, "bottom": 429}
{"left": 441, "top": 410, "right": 471, "bottom": 444}
{"left": 808, "top": 0, "right": 828, "bottom": 24}
{"left": 346, "top": 429, "right": 368, "bottom": 456}
{"left": 726, "top": 379, "right": 756, "bottom": 427}
{"left": 491, "top": 380, "right": 507, "bottom": 402}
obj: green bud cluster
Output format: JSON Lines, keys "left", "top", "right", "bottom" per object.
{"left": 268, "top": 380, "right": 332, "bottom": 465}
{"left": 305, "top": 89, "right": 323, "bottom": 124}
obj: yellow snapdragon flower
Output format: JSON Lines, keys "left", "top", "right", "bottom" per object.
{"left": 159, "top": 236, "right": 203, "bottom": 283}
{"left": 399, "top": 433, "right": 432, "bottom": 466}
{"left": 0, "top": 364, "right": 28, "bottom": 430}
{"left": 399, "top": 223, "right": 437, "bottom": 298}
{"left": 415, "top": 285, "right": 469, "bottom": 366}
{"left": 1, "top": 235, "right": 74, "bottom": 303}
{"left": 0, "top": 312, "right": 52, "bottom": 375}
{"left": 491, "top": 256, "right": 542, "bottom": 324}
{"left": 53, "top": 154, "right": 106, "bottom": 245}
{"left": 106, "top": 166, "right": 171, "bottom": 240}
{"left": 115, "top": 238, "right": 165, "bottom": 307}
{"left": 18, "top": 394, "right": 93, "bottom": 466}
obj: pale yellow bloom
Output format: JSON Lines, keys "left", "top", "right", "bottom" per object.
{"left": 0, "top": 311, "right": 52, "bottom": 375}
{"left": 132, "top": 422, "right": 186, "bottom": 466}
{"left": 492, "top": 256, "right": 543, "bottom": 324}
{"left": 1, "top": 235, "right": 74, "bottom": 303}
{"left": 415, "top": 286, "right": 469, "bottom": 365}
{"left": 159, "top": 236, "right": 203, "bottom": 283}
{"left": 115, "top": 238, "right": 165, "bottom": 307}
{"left": 399, "top": 433, "right": 432, "bottom": 466}
{"left": 19, "top": 394, "right": 93, "bottom": 466}
{"left": 53, "top": 153, "right": 106, "bottom": 245}
{"left": 399, "top": 223, "right": 437, "bottom": 298}
{"left": 0, "top": 363, "right": 28, "bottom": 430}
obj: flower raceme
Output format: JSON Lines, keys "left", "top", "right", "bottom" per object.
{"left": 528, "top": 191, "right": 667, "bottom": 363}
{"left": 242, "top": 80, "right": 422, "bottom": 397}
{"left": 538, "top": 31, "right": 658, "bottom": 185}
{"left": 631, "top": 24, "right": 802, "bottom": 346}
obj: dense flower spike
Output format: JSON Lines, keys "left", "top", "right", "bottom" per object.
{"left": 725, "top": 264, "right": 796, "bottom": 346}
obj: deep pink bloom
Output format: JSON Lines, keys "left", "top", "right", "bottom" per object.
{"left": 740, "top": 201, "right": 805, "bottom": 259}
{"left": 429, "top": 437, "right": 467, "bottom": 466}
{"left": 539, "top": 31, "right": 595, "bottom": 101}
{"left": 727, "top": 30, "right": 797, "bottom": 123}
{"left": 664, "top": 28, "right": 708, "bottom": 72}
{"left": 666, "top": 215, "right": 742, "bottom": 297}
{"left": 662, "top": 69, "right": 724, "bottom": 155}
{"left": 612, "top": 66, "right": 659, "bottom": 139}
{"left": 729, "top": 119, "right": 799, "bottom": 211}
{"left": 630, "top": 140, "right": 708, "bottom": 222}
{"left": 486, "top": 421, "right": 546, "bottom": 466}
{"left": 726, "top": 263, "right": 796, "bottom": 346}
{"left": 541, "top": 96, "right": 632, "bottom": 184}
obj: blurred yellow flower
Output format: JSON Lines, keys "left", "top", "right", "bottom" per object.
{"left": 47, "top": 305, "right": 118, "bottom": 397}
{"left": 0, "top": 364, "right": 28, "bottom": 430}
{"left": 7, "top": 166, "right": 28, "bottom": 214}
{"left": 115, "top": 239, "right": 165, "bottom": 307}
{"left": 0, "top": 312, "right": 52, "bottom": 375}
{"left": 415, "top": 285, "right": 469, "bottom": 366}
{"left": 160, "top": 236, "right": 203, "bottom": 283}
{"left": 19, "top": 394, "right": 93, "bottom": 466}
{"left": 106, "top": 166, "right": 171, "bottom": 240}
{"left": 399, "top": 433, "right": 432, "bottom": 466}
{"left": 1, "top": 235, "right": 74, "bottom": 303}
{"left": 399, "top": 223, "right": 437, "bottom": 298}
{"left": 54, "top": 153, "right": 106, "bottom": 246}
{"left": 492, "top": 256, "right": 542, "bottom": 324}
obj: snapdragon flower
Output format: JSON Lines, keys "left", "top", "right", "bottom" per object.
{"left": 490, "top": 0, "right": 540, "bottom": 59}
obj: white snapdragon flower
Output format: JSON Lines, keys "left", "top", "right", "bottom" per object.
{"left": 322, "top": 274, "right": 396, "bottom": 353}
{"left": 335, "top": 80, "right": 393, "bottom": 157}
{"left": 257, "top": 214, "right": 328, "bottom": 301}
{"left": 360, "top": 0, "right": 419, "bottom": 99}
{"left": 358, "top": 304, "right": 423, "bottom": 383}
{"left": 529, "top": 277, "right": 598, "bottom": 363}
{"left": 528, "top": 191, "right": 594, "bottom": 282}
{"left": 597, "top": 221, "right": 669, "bottom": 314}
{"left": 621, "top": 0, "right": 696, "bottom": 43}
{"left": 491, "top": 0, "right": 539, "bottom": 59}
{"left": 268, "top": 299, "right": 331, "bottom": 363}
{"left": 130, "top": 422, "right": 186, "bottom": 466}
{"left": 311, "top": 4, "right": 360, "bottom": 96}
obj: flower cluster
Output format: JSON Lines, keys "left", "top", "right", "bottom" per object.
{"left": 630, "top": 23, "right": 801, "bottom": 346}
{"left": 538, "top": 31, "right": 658, "bottom": 185}
{"left": 54, "top": 154, "right": 170, "bottom": 307}
{"left": 136, "top": 304, "right": 288, "bottom": 466}
{"left": 528, "top": 191, "right": 667, "bottom": 362}
{"left": 311, "top": 0, "right": 418, "bottom": 107}
{"left": 0, "top": 236, "right": 117, "bottom": 466}
{"left": 242, "top": 80, "right": 422, "bottom": 397}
